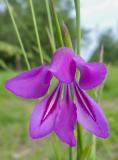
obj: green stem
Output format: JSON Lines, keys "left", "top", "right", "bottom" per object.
{"left": 6, "top": 0, "right": 31, "bottom": 70}
{"left": 45, "top": 0, "right": 56, "bottom": 52}
{"left": 74, "top": 0, "right": 81, "bottom": 54}
{"left": 29, "top": 0, "right": 43, "bottom": 64}
{"left": 77, "top": 123, "right": 83, "bottom": 160}
{"left": 69, "top": 147, "right": 73, "bottom": 160}
{"left": 74, "top": 0, "right": 83, "bottom": 160}
{"left": 91, "top": 135, "right": 96, "bottom": 160}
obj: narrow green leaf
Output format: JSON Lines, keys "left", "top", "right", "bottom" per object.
{"left": 5, "top": 0, "right": 31, "bottom": 70}
{"left": 46, "top": 27, "right": 55, "bottom": 53}
{"left": 45, "top": 0, "right": 56, "bottom": 51}
{"left": 50, "top": 0, "right": 64, "bottom": 47}
{"left": 29, "top": 0, "right": 43, "bottom": 64}
{"left": 74, "top": 0, "right": 81, "bottom": 54}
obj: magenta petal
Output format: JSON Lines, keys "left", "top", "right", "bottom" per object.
{"left": 50, "top": 47, "right": 76, "bottom": 83}
{"left": 5, "top": 65, "right": 52, "bottom": 99}
{"left": 74, "top": 55, "right": 107, "bottom": 89}
{"left": 29, "top": 84, "right": 62, "bottom": 138}
{"left": 73, "top": 82, "right": 109, "bottom": 138}
{"left": 54, "top": 85, "right": 77, "bottom": 147}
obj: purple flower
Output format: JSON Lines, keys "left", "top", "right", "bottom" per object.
{"left": 5, "top": 47, "right": 109, "bottom": 147}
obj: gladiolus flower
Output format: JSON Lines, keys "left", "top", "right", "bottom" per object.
{"left": 5, "top": 47, "right": 109, "bottom": 147}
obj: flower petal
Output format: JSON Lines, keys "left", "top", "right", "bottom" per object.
{"left": 5, "top": 65, "right": 52, "bottom": 99}
{"left": 29, "top": 84, "right": 62, "bottom": 138}
{"left": 74, "top": 55, "right": 107, "bottom": 89}
{"left": 54, "top": 85, "right": 77, "bottom": 147}
{"left": 50, "top": 47, "right": 76, "bottom": 83}
{"left": 73, "top": 82, "right": 109, "bottom": 138}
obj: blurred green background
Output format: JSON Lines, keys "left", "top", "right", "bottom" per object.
{"left": 0, "top": 0, "right": 118, "bottom": 160}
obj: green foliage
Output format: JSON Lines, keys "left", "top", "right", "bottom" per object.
{"left": 0, "top": 0, "right": 73, "bottom": 68}
{"left": 91, "top": 29, "right": 118, "bottom": 64}
{"left": 0, "top": 0, "right": 89, "bottom": 69}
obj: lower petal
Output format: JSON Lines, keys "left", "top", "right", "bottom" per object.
{"left": 29, "top": 84, "right": 62, "bottom": 138}
{"left": 54, "top": 85, "right": 77, "bottom": 147}
{"left": 73, "top": 82, "right": 109, "bottom": 138}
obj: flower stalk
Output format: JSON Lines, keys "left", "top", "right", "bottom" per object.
{"left": 69, "top": 147, "right": 73, "bottom": 160}
{"left": 74, "top": 0, "right": 83, "bottom": 159}
{"left": 77, "top": 123, "right": 83, "bottom": 160}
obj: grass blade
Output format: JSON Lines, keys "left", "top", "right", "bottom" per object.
{"left": 46, "top": 27, "right": 55, "bottom": 53}
{"left": 29, "top": 0, "right": 43, "bottom": 64}
{"left": 50, "top": 0, "right": 64, "bottom": 47}
{"left": 74, "top": 1, "right": 83, "bottom": 160}
{"left": 5, "top": 0, "right": 31, "bottom": 69}
{"left": 74, "top": 0, "right": 81, "bottom": 54}
{"left": 45, "top": 0, "right": 56, "bottom": 51}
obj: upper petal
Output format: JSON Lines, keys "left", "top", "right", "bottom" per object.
{"left": 73, "top": 82, "right": 109, "bottom": 138}
{"left": 5, "top": 65, "right": 52, "bottom": 99}
{"left": 74, "top": 55, "right": 107, "bottom": 90}
{"left": 50, "top": 47, "right": 76, "bottom": 83}
{"left": 29, "top": 84, "right": 62, "bottom": 138}
{"left": 54, "top": 85, "right": 77, "bottom": 147}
